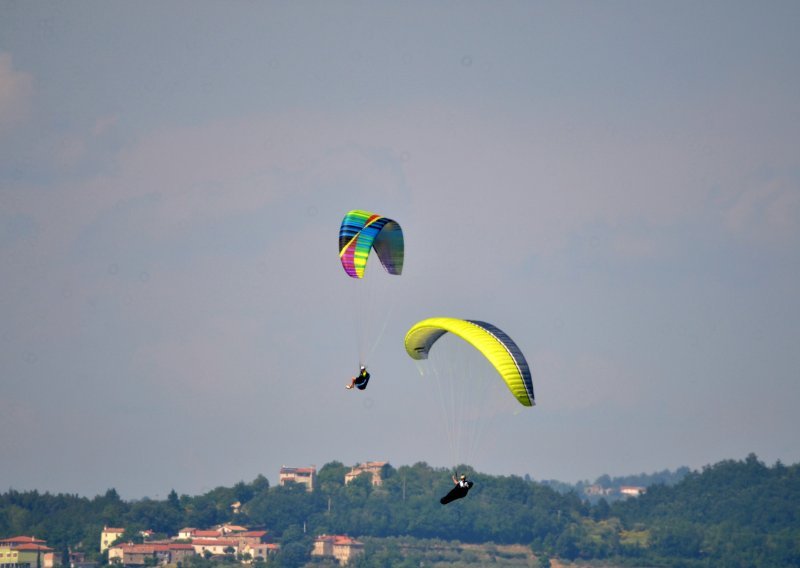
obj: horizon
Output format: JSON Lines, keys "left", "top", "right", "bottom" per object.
{"left": 1, "top": 451, "right": 774, "bottom": 500}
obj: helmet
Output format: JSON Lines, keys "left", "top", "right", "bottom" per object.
{"left": 360, "top": 365, "right": 366, "bottom": 371}
{"left": 460, "top": 474, "right": 466, "bottom": 480}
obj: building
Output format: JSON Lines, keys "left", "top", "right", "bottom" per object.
{"left": 312, "top": 535, "right": 364, "bottom": 566}
{"left": 0, "top": 540, "right": 46, "bottom": 550}
{"left": 107, "top": 543, "right": 194, "bottom": 566}
{"left": 175, "top": 528, "right": 196, "bottom": 541}
{"left": 620, "top": 486, "right": 646, "bottom": 497}
{"left": 169, "top": 526, "right": 272, "bottom": 562}
{"left": 217, "top": 525, "right": 247, "bottom": 536}
{"left": 233, "top": 532, "right": 270, "bottom": 547}
{"left": 584, "top": 484, "right": 613, "bottom": 497}
{"left": 190, "top": 539, "right": 242, "bottom": 558}
{"left": 279, "top": 466, "right": 316, "bottom": 492}
{"left": 12, "top": 544, "right": 54, "bottom": 568}
{"left": 0, "top": 539, "right": 53, "bottom": 568}
{"left": 240, "top": 543, "right": 279, "bottom": 563}
{"left": 0, "top": 546, "right": 20, "bottom": 568}
{"left": 100, "top": 528, "right": 126, "bottom": 553}
{"left": 69, "top": 551, "right": 97, "bottom": 568}
{"left": 190, "top": 530, "right": 222, "bottom": 540}
{"left": 344, "top": 461, "right": 388, "bottom": 486}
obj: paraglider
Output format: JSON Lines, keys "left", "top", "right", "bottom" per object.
{"left": 339, "top": 210, "right": 404, "bottom": 387}
{"left": 405, "top": 317, "right": 534, "bottom": 502}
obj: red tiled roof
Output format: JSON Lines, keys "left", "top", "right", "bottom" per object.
{"left": 315, "top": 534, "right": 362, "bottom": 546}
{"left": 169, "top": 544, "right": 195, "bottom": 551}
{"left": 240, "top": 531, "right": 267, "bottom": 537}
{"left": 0, "top": 537, "right": 47, "bottom": 544}
{"left": 192, "top": 539, "right": 238, "bottom": 547}
{"left": 103, "top": 528, "right": 125, "bottom": 533}
{"left": 115, "top": 544, "right": 165, "bottom": 553}
{"left": 13, "top": 544, "right": 53, "bottom": 552}
{"left": 193, "top": 530, "right": 221, "bottom": 538}
{"left": 280, "top": 466, "right": 316, "bottom": 474}
{"left": 113, "top": 543, "right": 194, "bottom": 553}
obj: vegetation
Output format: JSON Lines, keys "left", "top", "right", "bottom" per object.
{"left": 1, "top": 454, "right": 798, "bottom": 567}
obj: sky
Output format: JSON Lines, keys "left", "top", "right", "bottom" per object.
{"left": 1, "top": 1, "right": 799, "bottom": 500}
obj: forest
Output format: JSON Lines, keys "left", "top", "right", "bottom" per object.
{"left": 1, "top": 454, "right": 798, "bottom": 567}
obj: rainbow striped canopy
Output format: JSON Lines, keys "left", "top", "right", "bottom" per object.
{"left": 338, "top": 210, "right": 404, "bottom": 279}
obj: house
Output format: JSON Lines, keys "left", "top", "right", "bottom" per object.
{"left": 191, "top": 539, "right": 240, "bottom": 558}
{"left": 11, "top": 544, "right": 54, "bottom": 568}
{"left": 620, "top": 486, "right": 646, "bottom": 497}
{"left": 240, "top": 543, "right": 279, "bottom": 563}
{"left": 217, "top": 525, "right": 247, "bottom": 535}
{"left": 175, "top": 528, "right": 196, "bottom": 541}
{"left": 107, "top": 543, "right": 193, "bottom": 566}
{"left": 584, "top": 484, "right": 613, "bottom": 496}
{"left": 98, "top": 523, "right": 277, "bottom": 566}
{"left": 68, "top": 551, "right": 97, "bottom": 568}
{"left": 168, "top": 543, "right": 197, "bottom": 563}
{"left": 233, "top": 532, "right": 271, "bottom": 547}
{"left": 344, "top": 461, "right": 387, "bottom": 486}
{"left": 279, "top": 466, "right": 316, "bottom": 492}
{"left": 100, "top": 528, "right": 126, "bottom": 553}
{"left": 312, "top": 535, "right": 364, "bottom": 565}
{"left": 0, "top": 539, "right": 54, "bottom": 568}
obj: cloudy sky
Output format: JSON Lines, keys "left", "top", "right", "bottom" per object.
{"left": 2, "top": 1, "right": 799, "bottom": 500}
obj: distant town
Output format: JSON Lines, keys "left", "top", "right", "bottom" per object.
{"left": 0, "top": 460, "right": 655, "bottom": 568}
{"left": 0, "top": 462, "right": 394, "bottom": 568}
{"left": 1, "top": 457, "right": 789, "bottom": 567}
{"left": 1, "top": 524, "right": 363, "bottom": 568}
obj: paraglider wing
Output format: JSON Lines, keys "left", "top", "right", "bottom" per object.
{"left": 338, "top": 210, "right": 404, "bottom": 279}
{"left": 404, "top": 317, "right": 535, "bottom": 407}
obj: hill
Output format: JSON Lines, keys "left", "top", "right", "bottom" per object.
{"left": 1, "top": 454, "right": 798, "bottom": 567}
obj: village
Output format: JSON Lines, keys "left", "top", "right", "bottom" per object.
{"left": 0, "top": 462, "right": 391, "bottom": 568}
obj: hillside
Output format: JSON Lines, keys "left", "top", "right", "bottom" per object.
{"left": 1, "top": 454, "right": 798, "bottom": 567}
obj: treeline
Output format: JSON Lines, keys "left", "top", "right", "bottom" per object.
{"left": 2, "top": 455, "right": 799, "bottom": 567}
{"left": 539, "top": 466, "right": 690, "bottom": 503}
{"left": 609, "top": 454, "right": 800, "bottom": 566}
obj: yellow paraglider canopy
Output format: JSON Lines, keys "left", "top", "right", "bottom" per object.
{"left": 404, "top": 317, "right": 535, "bottom": 407}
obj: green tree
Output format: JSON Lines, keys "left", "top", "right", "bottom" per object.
{"left": 167, "top": 490, "right": 180, "bottom": 510}
{"left": 272, "top": 541, "right": 308, "bottom": 568}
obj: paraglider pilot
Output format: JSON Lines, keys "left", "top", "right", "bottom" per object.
{"left": 440, "top": 471, "right": 474, "bottom": 504}
{"left": 346, "top": 365, "right": 371, "bottom": 390}
{"left": 452, "top": 472, "right": 471, "bottom": 488}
